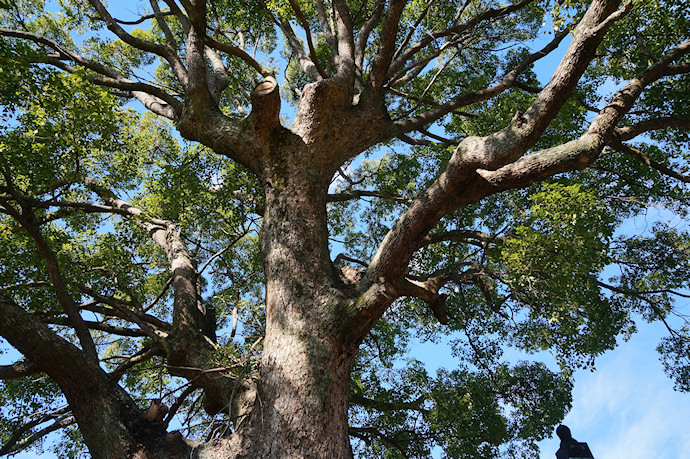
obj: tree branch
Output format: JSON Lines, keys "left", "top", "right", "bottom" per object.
{"left": 204, "top": 36, "right": 268, "bottom": 75}
{"left": 392, "top": 0, "right": 442, "bottom": 64}
{"left": 83, "top": 178, "right": 236, "bottom": 415}
{"left": 349, "top": 426, "right": 410, "bottom": 457}
{"left": 356, "top": 1, "right": 628, "bottom": 340}
{"left": 0, "top": 360, "right": 40, "bottom": 380}
{"left": 86, "top": 0, "right": 189, "bottom": 87}
{"left": 0, "top": 28, "right": 181, "bottom": 119}
{"left": 327, "top": 190, "right": 410, "bottom": 203}
{"left": 587, "top": 39, "right": 690, "bottom": 141}
{"left": 611, "top": 142, "right": 690, "bottom": 183}
{"left": 395, "top": 27, "right": 569, "bottom": 134}
{"left": 270, "top": 10, "right": 322, "bottom": 81}
{"left": 42, "top": 316, "right": 150, "bottom": 337}
{"left": 1, "top": 202, "right": 99, "bottom": 362}
{"left": 388, "top": 0, "right": 536, "bottom": 79}
{"left": 350, "top": 393, "right": 428, "bottom": 413}
{"left": 315, "top": 0, "right": 338, "bottom": 60}
{"left": 354, "top": 0, "right": 385, "bottom": 79}
{"left": 0, "top": 407, "right": 72, "bottom": 456}
{"left": 0, "top": 293, "right": 141, "bottom": 455}
{"left": 615, "top": 117, "right": 690, "bottom": 141}
{"left": 368, "top": 0, "right": 408, "bottom": 101}
{"left": 287, "top": 0, "right": 328, "bottom": 79}
{"left": 394, "top": 275, "right": 451, "bottom": 324}
{"left": 110, "top": 345, "right": 161, "bottom": 382}
{"left": 419, "top": 230, "right": 500, "bottom": 249}
{"left": 76, "top": 291, "right": 172, "bottom": 339}
{"left": 332, "top": 0, "right": 356, "bottom": 79}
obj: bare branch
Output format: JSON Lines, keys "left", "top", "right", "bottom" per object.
{"left": 354, "top": 0, "right": 385, "bottom": 76}
{"left": 110, "top": 345, "right": 161, "bottom": 381}
{"left": 419, "top": 230, "right": 500, "bottom": 249}
{"left": 89, "top": 10, "right": 174, "bottom": 26}
{"left": 334, "top": 254, "right": 368, "bottom": 268}
{"left": 663, "top": 62, "right": 690, "bottom": 77}
{"left": 349, "top": 426, "right": 410, "bottom": 457}
{"left": 0, "top": 360, "right": 40, "bottom": 380}
{"left": 315, "top": 0, "right": 338, "bottom": 58}
{"left": 327, "top": 190, "right": 410, "bottom": 203}
{"left": 615, "top": 117, "right": 690, "bottom": 141}
{"left": 78, "top": 289, "right": 172, "bottom": 340}
{"left": 368, "top": 0, "right": 408, "bottom": 100}
{"left": 163, "top": 0, "right": 192, "bottom": 32}
{"left": 271, "top": 11, "right": 322, "bottom": 81}
{"left": 587, "top": 0, "right": 634, "bottom": 37}
{"left": 392, "top": 0, "right": 442, "bottom": 63}
{"left": 288, "top": 0, "right": 328, "bottom": 79}
{"left": 395, "top": 28, "right": 569, "bottom": 134}
{"left": 145, "top": 275, "right": 173, "bottom": 312}
{"left": 150, "top": 0, "right": 179, "bottom": 50}
{"left": 389, "top": 0, "right": 536, "bottom": 78}
{"left": 83, "top": 178, "right": 170, "bottom": 227}
{"left": 397, "top": 134, "right": 432, "bottom": 146}
{"left": 588, "top": 39, "right": 690, "bottom": 140}
{"left": 86, "top": 0, "right": 189, "bottom": 87}
{"left": 0, "top": 293, "right": 141, "bottom": 452}
{"left": 598, "top": 280, "right": 685, "bottom": 337}
{"left": 198, "top": 228, "right": 250, "bottom": 276}
{"left": 394, "top": 275, "right": 451, "bottom": 324}
{"left": 0, "top": 408, "right": 72, "bottom": 456}
{"left": 204, "top": 36, "right": 268, "bottom": 75}
{"left": 162, "top": 384, "right": 198, "bottom": 428}
{"left": 41, "top": 316, "right": 150, "bottom": 337}
{"left": 27, "top": 196, "right": 168, "bottom": 226}
{"left": 332, "top": 0, "right": 356, "bottom": 78}
{"left": 611, "top": 142, "right": 690, "bottom": 183}
{"left": 387, "top": 38, "right": 459, "bottom": 89}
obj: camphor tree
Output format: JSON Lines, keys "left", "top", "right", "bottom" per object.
{"left": 0, "top": 0, "right": 689, "bottom": 457}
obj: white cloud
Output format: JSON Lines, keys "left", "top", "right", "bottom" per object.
{"left": 540, "top": 321, "right": 690, "bottom": 459}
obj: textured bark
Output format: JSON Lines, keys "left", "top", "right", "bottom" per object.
{"left": 176, "top": 77, "right": 368, "bottom": 458}
{"left": 239, "top": 129, "right": 356, "bottom": 459}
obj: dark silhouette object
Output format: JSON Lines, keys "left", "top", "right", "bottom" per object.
{"left": 556, "top": 425, "right": 595, "bottom": 459}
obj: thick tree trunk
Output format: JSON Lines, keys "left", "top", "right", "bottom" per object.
{"left": 236, "top": 140, "right": 357, "bottom": 458}
{"left": 174, "top": 77, "right": 369, "bottom": 459}
{"left": 246, "top": 312, "right": 356, "bottom": 458}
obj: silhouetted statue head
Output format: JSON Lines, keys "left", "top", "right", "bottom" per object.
{"left": 556, "top": 425, "right": 573, "bottom": 441}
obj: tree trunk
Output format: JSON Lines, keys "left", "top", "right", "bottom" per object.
{"left": 234, "top": 139, "right": 357, "bottom": 458}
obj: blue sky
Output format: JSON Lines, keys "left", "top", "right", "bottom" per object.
{"left": 411, "top": 312, "right": 690, "bottom": 459}
{"left": 537, "top": 320, "right": 690, "bottom": 459}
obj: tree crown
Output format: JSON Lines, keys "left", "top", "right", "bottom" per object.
{"left": 1, "top": 0, "right": 689, "bottom": 457}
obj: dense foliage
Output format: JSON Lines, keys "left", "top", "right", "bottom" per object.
{"left": 0, "top": 0, "right": 689, "bottom": 457}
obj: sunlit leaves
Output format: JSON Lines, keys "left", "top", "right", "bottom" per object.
{"left": 499, "top": 183, "right": 626, "bottom": 365}
{"left": 501, "top": 183, "right": 615, "bottom": 294}
{"left": 0, "top": 68, "right": 135, "bottom": 195}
